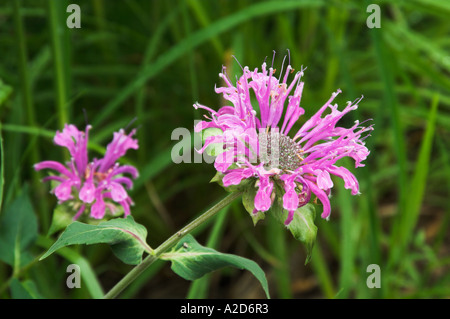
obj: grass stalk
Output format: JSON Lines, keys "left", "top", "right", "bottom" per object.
{"left": 47, "top": 0, "right": 69, "bottom": 129}
{"left": 13, "top": 0, "right": 49, "bottom": 230}
{"left": 186, "top": 205, "right": 230, "bottom": 298}
{"left": 266, "top": 214, "right": 293, "bottom": 298}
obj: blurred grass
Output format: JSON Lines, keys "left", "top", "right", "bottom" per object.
{"left": 0, "top": 0, "right": 449, "bottom": 299}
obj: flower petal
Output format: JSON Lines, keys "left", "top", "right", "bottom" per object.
{"left": 222, "top": 168, "right": 253, "bottom": 187}
{"left": 316, "top": 169, "right": 334, "bottom": 190}
{"left": 90, "top": 196, "right": 106, "bottom": 219}
{"left": 79, "top": 181, "right": 96, "bottom": 203}
{"left": 284, "top": 210, "right": 295, "bottom": 226}
{"left": 254, "top": 177, "right": 273, "bottom": 212}
{"left": 73, "top": 204, "right": 86, "bottom": 221}
{"left": 283, "top": 188, "right": 299, "bottom": 212}
{"left": 109, "top": 182, "right": 128, "bottom": 202}
{"left": 214, "top": 149, "right": 235, "bottom": 173}
{"left": 53, "top": 124, "right": 90, "bottom": 175}
{"left": 112, "top": 177, "right": 134, "bottom": 190}
{"left": 328, "top": 166, "right": 360, "bottom": 195}
{"left": 99, "top": 129, "right": 138, "bottom": 172}
{"left": 111, "top": 165, "right": 139, "bottom": 179}
{"left": 54, "top": 180, "right": 74, "bottom": 201}
{"left": 34, "top": 160, "right": 74, "bottom": 178}
{"left": 306, "top": 180, "right": 331, "bottom": 219}
{"left": 120, "top": 199, "right": 131, "bottom": 217}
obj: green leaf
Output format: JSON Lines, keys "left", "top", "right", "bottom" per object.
{"left": 161, "top": 234, "right": 270, "bottom": 298}
{"left": 0, "top": 191, "right": 38, "bottom": 268}
{"left": 273, "top": 201, "right": 318, "bottom": 264}
{"left": 40, "top": 216, "right": 151, "bottom": 265}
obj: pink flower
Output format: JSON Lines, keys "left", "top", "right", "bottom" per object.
{"left": 35, "top": 124, "right": 139, "bottom": 220}
{"left": 195, "top": 53, "right": 373, "bottom": 224}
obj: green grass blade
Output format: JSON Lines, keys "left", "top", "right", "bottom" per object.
{"left": 1, "top": 124, "right": 105, "bottom": 155}
{"left": 186, "top": 0, "right": 224, "bottom": 57}
{"left": 1, "top": 124, "right": 54, "bottom": 139}
{"left": 336, "top": 180, "right": 355, "bottom": 299}
{"left": 47, "top": 0, "right": 69, "bottom": 129}
{"left": 392, "top": 94, "right": 440, "bottom": 263}
{"left": 433, "top": 136, "right": 450, "bottom": 251}
{"left": 0, "top": 124, "right": 4, "bottom": 213}
{"left": 92, "top": 0, "right": 324, "bottom": 126}
{"left": 36, "top": 235, "right": 104, "bottom": 299}
{"left": 266, "top": 214, "right": 292, "bottom": 298}
{"left": 13, "top": 0, "right": 36, "bottom": 129}
{"left": 187, "top": 205, "right": 230, "bottom": 298}
{"left": 135, "top": 3, "right": 184, "bottom": 163}
{"left": 365, "top": 0, "right": 408, "bottom": 263}
{"left": 310, "top": 240, "right": 335, "bottom": 299}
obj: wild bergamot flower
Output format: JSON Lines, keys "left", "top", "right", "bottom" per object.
{"left": 34, "top": 124, "right": 139, "bottom": 220}
{"left": 195, "top": 54, "right": 373, "bottom": 225}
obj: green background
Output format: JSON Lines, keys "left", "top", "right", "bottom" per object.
{"left": 0, "top": 0, "right": 449, "bottom": 299}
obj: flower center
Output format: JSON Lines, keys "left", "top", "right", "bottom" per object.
{"left": 259, "top": 131, "right": 304, "bottom": 171}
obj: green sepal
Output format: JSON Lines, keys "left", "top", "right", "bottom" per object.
{"left": 209, "top": 171, "right": 223, "bottom": 184}
{"left": 272, "top": 199, "right": 318, "bottom": 264}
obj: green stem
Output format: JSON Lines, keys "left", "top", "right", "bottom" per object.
{"left": 103, "top": 191, "right": 242, "bottom": 299}
{"left": 12, "top": 0, "right": 36, "bottom": 128}
{"left": 48, "top": 0, "right": 69, "bottom": 129}
{"left": 0, "top": 252, "right": 42, "bottom": 295}
{"left": 13, "top": 0, "right": 50, "bottom": 231}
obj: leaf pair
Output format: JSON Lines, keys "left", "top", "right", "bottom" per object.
{"left": 41, "top": 217, "right": 270, "bottom": 298}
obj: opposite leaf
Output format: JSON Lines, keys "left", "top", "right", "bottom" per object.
{"left": 40, "top": 216, "right": 151, "bottom": 265}
{"left": 161, "top": 234, "right": 270, "bottom": 298}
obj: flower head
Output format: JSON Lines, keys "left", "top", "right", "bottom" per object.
{"left": 195, "top": 53, "right": 373, "bottom": 225}
{"left": 35, "top": 124, "right": 139, "bottom": 220}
